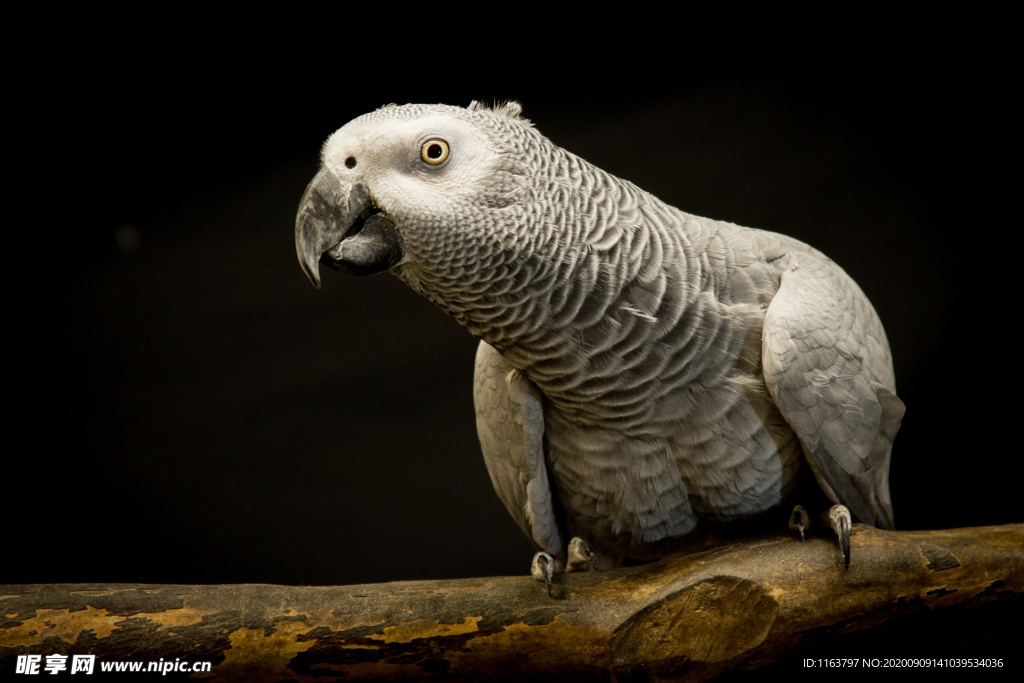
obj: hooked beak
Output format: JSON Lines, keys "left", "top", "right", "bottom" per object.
{"left": 294, "top": 168, "right": 406, "bottom": 288}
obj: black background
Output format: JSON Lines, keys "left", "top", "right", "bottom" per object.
{"left": 7, "top": 26, "right": 1018, "bottom": 604}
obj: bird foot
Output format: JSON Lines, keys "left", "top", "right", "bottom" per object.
{"left": 827, "top": 504, "right": 852, "bottom": 569}
{"left": 788, "top": 505, "right": 810, "bottom": 542}
{"left": 566, "top": 537, "right": 600, "bottom": 573}
{"left": 531, "top": 552, "right": 562, "bottom": 597}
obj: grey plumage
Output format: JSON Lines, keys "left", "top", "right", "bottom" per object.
{"left": 295, "top": 101, "right": 904, "bottom": 569}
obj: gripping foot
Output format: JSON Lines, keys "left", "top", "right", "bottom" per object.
{"left": 531, "top": 552, "right": 557, "bottom": 597}
{"left": 788, "top": 505, "right": 810, "bottom": 542}
{"left": 827, "top": 504, "right": 852, "bottom": 569}
{"left": 566, "top": 537, "right": 600, "bottom": 573}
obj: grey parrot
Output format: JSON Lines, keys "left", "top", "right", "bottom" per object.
{"left": 295, "top": 101, "right": 904, "bottom": 585}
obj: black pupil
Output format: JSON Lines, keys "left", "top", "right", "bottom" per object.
{"left": 427, "top": 144, "right": 443, "bottom": 159}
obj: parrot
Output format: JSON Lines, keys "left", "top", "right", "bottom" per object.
{"left": 294, "top": 101, "right": 904, "bottom": 589}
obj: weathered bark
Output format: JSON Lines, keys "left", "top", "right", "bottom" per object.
{"left": 2, "top": 524, "right": 1021, "bottom": 681}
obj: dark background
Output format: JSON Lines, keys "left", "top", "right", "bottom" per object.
{"left": 7, "top": 32, "right": 1017, "bottom": 597}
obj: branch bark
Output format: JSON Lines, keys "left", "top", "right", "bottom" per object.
{"left": 2, "top": 524, "right": 1021, "bottom": 681}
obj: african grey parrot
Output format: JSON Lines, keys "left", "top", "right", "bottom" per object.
{"left": 295, "top": 101, "right": 904, "bottom": 586}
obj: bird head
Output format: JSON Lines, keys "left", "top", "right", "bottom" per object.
{"left": 295, "top": 102, "right": 546, "bottom": 299}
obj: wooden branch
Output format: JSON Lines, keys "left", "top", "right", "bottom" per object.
{"left": 2, "top": 524, "right": 1021, "bottom": 681}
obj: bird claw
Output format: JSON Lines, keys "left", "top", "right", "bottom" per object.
{"left": 567, "top": 537, "right": 600, "bottom": 572}
{"left": 788, "top": 504, "right": 810, "bottom": 542}
{"left": 827, "top": 504, "right": 852, "bottom": 569}
{"left": 531, "top": 552, "right": 556, "bottom": 597}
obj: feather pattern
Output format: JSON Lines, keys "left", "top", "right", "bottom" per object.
{"left": 312, "top": 103, "right": 902, "bottom": 564}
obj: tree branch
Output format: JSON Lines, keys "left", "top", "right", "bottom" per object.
{"left": 2, "top": 524, "right": 1021, "bottom": 680}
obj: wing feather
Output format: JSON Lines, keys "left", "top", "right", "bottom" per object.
{"left": 761, "top": 252, "right": 904, "bottom": 529}
{"left": 473, "top": 341, "right": 563, "bottom": 555}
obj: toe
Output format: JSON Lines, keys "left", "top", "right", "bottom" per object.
{"left": 531, "top": 552, "right": 555, "bottom": 581}
{"left": 531, "top": 552, "right": 556, "bottom": 597}
{"left": 788, "top": 505, "right": 810, "bottom": 542}
{"left": 827, "top": 504, "right": 852, "bottom": 568}
{"left": 567, "top": 537, "right": 600, "bottom": 572}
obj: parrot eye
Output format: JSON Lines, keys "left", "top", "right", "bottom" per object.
{"left": 420, "top": 138, "right": 450, "bottom": 165}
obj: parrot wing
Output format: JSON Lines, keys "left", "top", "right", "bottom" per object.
{"left": 473, "top": 341, "right": 563, "bottom": 556}
{"left": 761, "top": 251, "right": 904, "bottom": 529}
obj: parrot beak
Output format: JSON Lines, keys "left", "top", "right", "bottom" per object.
{"left": 295, "top": 168, "right": 406, "bottom": 288}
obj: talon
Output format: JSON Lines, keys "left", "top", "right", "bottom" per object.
{"left": 531, "top": 552, "right": 555, "bottom": 597}
{"left": 788, "top": 504, "right": 810, "bottom": 542}
{"left": 827, "top": 504, "right": 852, "bottom": 569}
{"left": 567, "top": 536, "right": 600, "bottom": 572}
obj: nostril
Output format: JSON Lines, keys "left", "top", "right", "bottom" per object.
{"left": 345, "top": 156, "right": 357, "bottom": 169}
